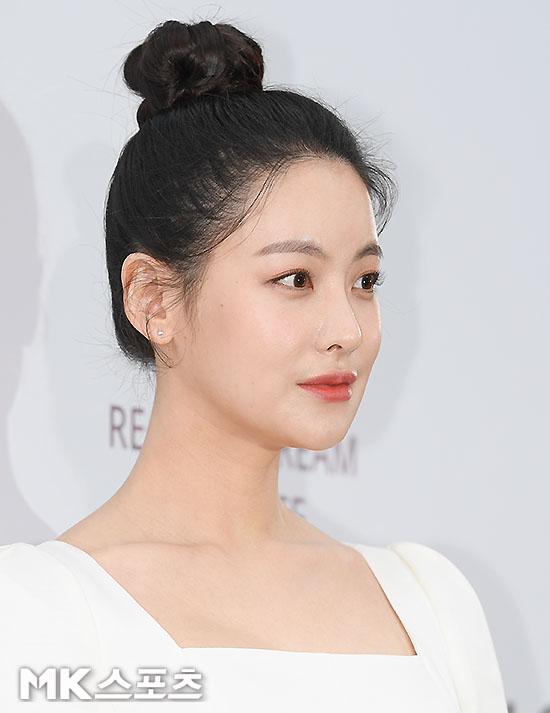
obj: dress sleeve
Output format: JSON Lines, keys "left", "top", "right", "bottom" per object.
{"left": 389, "top": 541, "right": 508, "bottom": 713}
{"left": 0, "top": 543, "right": 100, "bottom": 711}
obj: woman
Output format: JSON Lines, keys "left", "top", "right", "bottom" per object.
{"left": 0, "top": 19, "right": 507, "bottom": 712}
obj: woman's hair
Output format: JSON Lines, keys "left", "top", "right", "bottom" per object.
{"left": 105, "top": 19, "right": 398, "bottom": 371}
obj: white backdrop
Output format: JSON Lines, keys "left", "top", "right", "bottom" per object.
{"left": 1, "top": 2, "right": 548, "bottom": 711}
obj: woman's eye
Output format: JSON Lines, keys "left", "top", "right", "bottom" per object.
{"left": 273, "top": 270, "right": 312, "bottom": 289}
{"left": 271, "top": 269, "right": 385, "bottom": 292}
{"left": 353, "top": 270, "right": 386, "bottom": 291}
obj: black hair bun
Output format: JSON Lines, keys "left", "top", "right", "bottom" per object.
{"left": 124, "top": 19, "right": 265, "bottom": 126}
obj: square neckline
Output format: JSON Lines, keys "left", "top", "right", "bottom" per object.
{"left": 38, "top": 538, "right": 421, "bottom": 659}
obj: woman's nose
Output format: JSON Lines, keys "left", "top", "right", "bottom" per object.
{"left": 313, "top": 293, "right": 363, "bottom": 354}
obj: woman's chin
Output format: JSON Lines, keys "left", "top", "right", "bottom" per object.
{"left": 284, "top": 426, "right": 351, "bottom": 452}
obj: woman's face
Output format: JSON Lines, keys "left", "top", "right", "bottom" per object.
{"left": 167, "top": 158, "right": 383, "bottom": 452}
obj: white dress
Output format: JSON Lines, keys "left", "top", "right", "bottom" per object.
{"left": 0, "top": 539, "right": 508, "bottom": 712}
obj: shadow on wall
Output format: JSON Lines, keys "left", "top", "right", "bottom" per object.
{"left": 0, "top": 102, "right": 55, "bottom": 544}
{"left": 44, "top": 141, "right": 141, "bottom": 518}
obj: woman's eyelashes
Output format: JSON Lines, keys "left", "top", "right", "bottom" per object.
{"left": 270, "top": 268, "right": 385, "bottom": 293}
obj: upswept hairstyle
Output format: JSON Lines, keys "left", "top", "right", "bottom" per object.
{"left": 105, "top": 19, "right": 397, "bottom": 370}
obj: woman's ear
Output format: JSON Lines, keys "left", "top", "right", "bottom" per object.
{"left": 121, "top": 252, "right": 173, "bottom": 344}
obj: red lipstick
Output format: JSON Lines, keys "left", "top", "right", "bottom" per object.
{"left": 297, "top": 371, "right": 357, "bottom": 402}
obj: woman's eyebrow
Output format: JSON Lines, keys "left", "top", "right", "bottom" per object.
{"left": 254, "top": 238, "right": 383, "bottom": 261}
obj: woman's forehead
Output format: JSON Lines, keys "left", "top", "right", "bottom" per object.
{"left": 218, "top": 161, "right": 376, "bottom": 259}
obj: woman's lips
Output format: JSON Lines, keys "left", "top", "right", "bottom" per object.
{"left": 297, "top": 370, "right": 356, "bottom": 401}
{"left": 298, "top": 383, "right": 353, "bottom": 401}
{"left": 298, "top": 370, "right": 357, "bottom": 386}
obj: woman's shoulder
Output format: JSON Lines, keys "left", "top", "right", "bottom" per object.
{"left": 0, "top": 541, "right": 98, "bottom": 658}
{"left": 0, "top": 540, "right": 84, "bottom": 598}
{"left": 348, "top": 539, "right": 499, "bottom": 640}
{"left": 354, "top": 539, "right": 508, "bottom": 713}
{"left": 1, "top": 539, "right": 59, "bottom": 567}
{"left": 346, "top": 539, "right": 492, "bottom": 602}
{"left": 0, "top": 542, "right": 99, "bottom": 709}
{"left": 382, "top": 540, "right": 499, "bottom": 629}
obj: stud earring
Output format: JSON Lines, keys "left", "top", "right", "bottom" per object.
{"left": 157, "top": 328, "right": 164, "bottom": 336}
